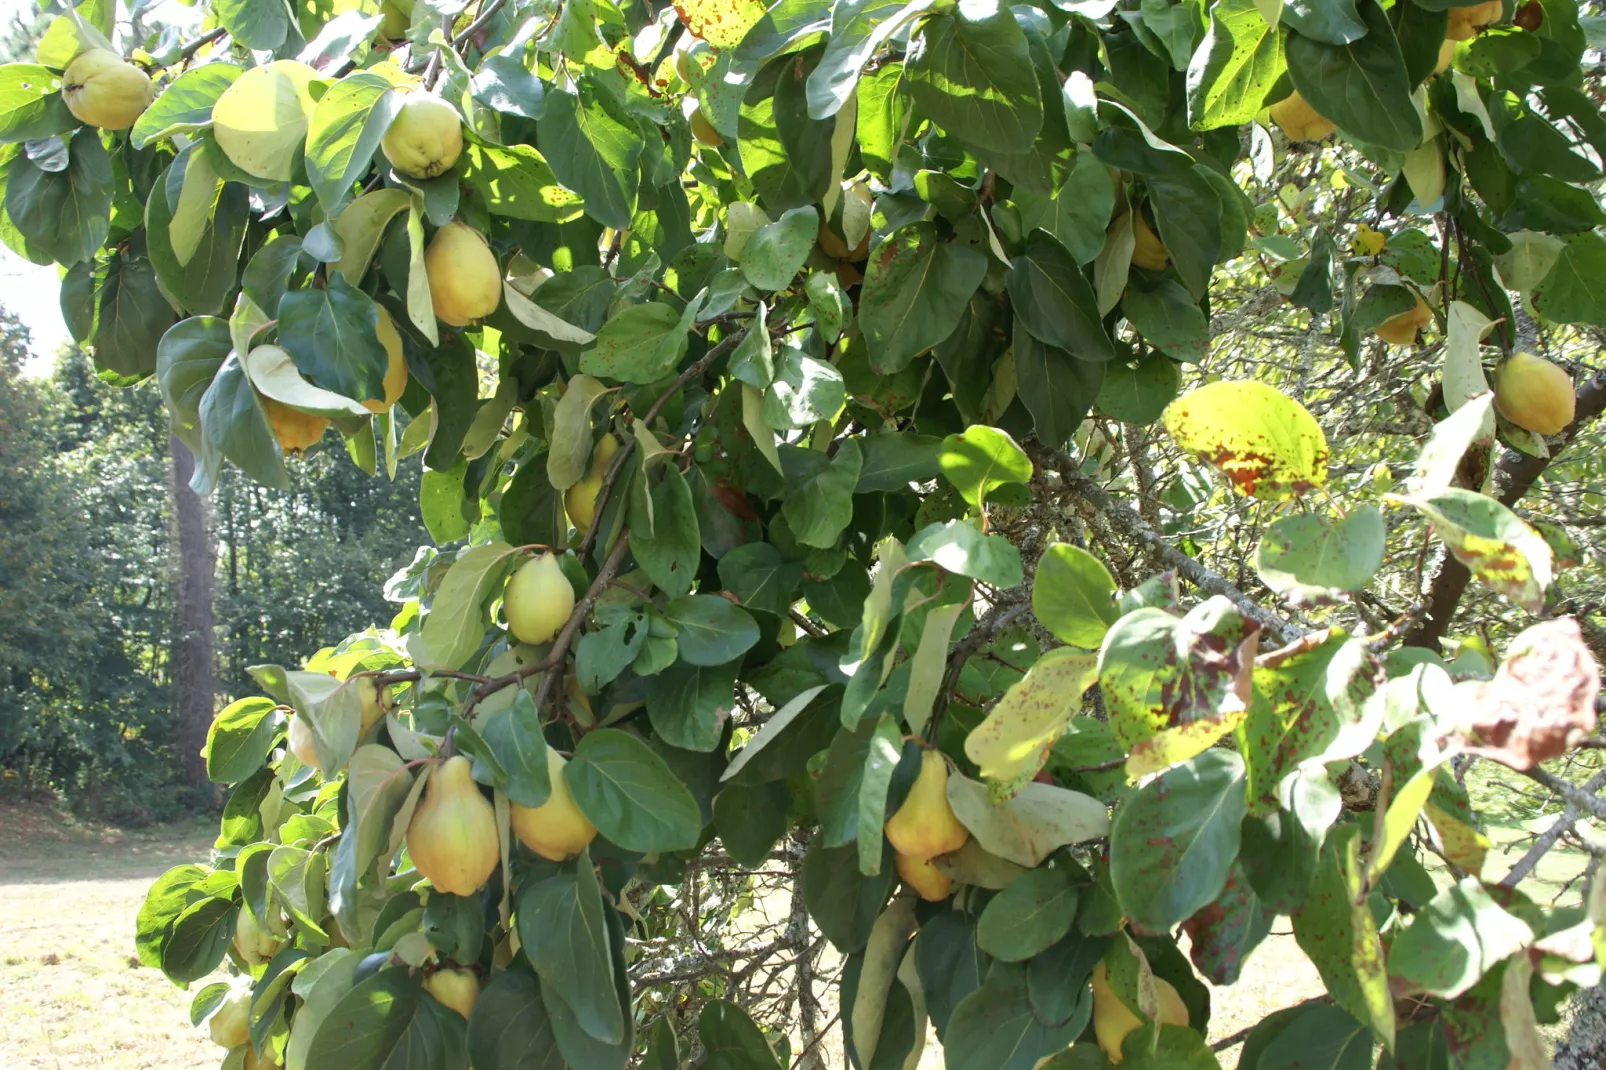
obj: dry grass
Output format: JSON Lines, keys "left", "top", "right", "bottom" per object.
{"left": 0, "top": 801, "right": 221, "bottom": 1069}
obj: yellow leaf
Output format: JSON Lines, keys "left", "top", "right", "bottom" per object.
{"left": 1162, "top": 379, "right": 1327, "bottom": 500}
{"left": 965, "top": 647, "right": 1098, "bottom": 799}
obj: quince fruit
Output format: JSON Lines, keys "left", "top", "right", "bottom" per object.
{"left": 895, "top": 852, "right": 953, "bottom": 901}
{"left": 1269, "top": 91, "right": 1337, "bottom": 143}
{"left": 363, "top": 307, "right": 409, "bottom": 414}
{"left": 287, "top": 713, "right": 320, "bottom": 770}
{"left": 382, "top": 93, "right": 463, "bottom": 180}
{"left": 509, "top": 746, "right": 598, "bottom": 861}
{"left": 565, "top": 432, "right": 620, "bottom": 534}
{"left": 1447, "top": 0, "right": 1503, "bottom": 40}
{"left": 1092, "top": 961, "right": 1189, "bottom": 1064}
{"left": 884, "top": 749, "right": 969, "bottom": 860}
{"left": 503, "top": 552, "right": 575, "bottom": 645}
{"left": 261, "top": 395, "right": 327, "bottom": 454}
{"left": 61, "top": 50, "right": 152, "bottom": 130}
{"left": 424, "top": 966, "right": 481, "bottom": 1019}
{"left": 406, "top": 755, "right": 500, "bottom": 896}
{"left": 208, "top": 988, "right": 251, "bottom": 1048}
{"left": 425, "top": 220, "right": 501, "bottom": 326}
{"left": 1129, "top": 211, "right": 1170, "bottom": 270}
{"left": 1494, "top": 351, "right": 1575, "bottom": 435}
{"left": 689, "top": 105, "right": 723, "bottom": 148}
{"left": 1373, "top": 292, "right": 1432, "bottom": 345}
{"left": 233, "top": 907, "right": 279, "bottom": 965}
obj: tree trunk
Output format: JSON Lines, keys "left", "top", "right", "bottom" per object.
{"left": 170, "top": 436, "right": 216, "bottom": 789}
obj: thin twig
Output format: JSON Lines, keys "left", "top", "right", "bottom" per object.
{"left": 452, "top": 0, "right": 509, "bottom": 47}
{"left": 1503, "top": 766, "right": 1606, "bottom": 886}
{"left": 176, "top": 26, "right": 228, "bottom": 62}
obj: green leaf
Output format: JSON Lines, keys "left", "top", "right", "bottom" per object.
{"left": 537, "top": 81, "right": 641, "bottom": 231}
{"left": 132, "top": 63, "right": 242, "bottom": 149}
{"left": 463, "top": 142, "right": 585, "bottom": 223}
{"left": 633, "top": 466, "right": 701, "bottom": 599}
{"left": 739, "top": 205, "right": 817, "bottom": 291}
{"left": 1122, "top": 278, "right": 1209, "bottom": 363}
{"left": 857, "top": 431, "right": 943, "bottom": 492}
{"left": 4, "top": 128, "right": 111, "bottom": 265}
{"left": 515, "top": 860, "right": 624, "bottom": 1044}
{"left": 194, "top": 352, "right": 288, "bottom": 492}
{"left": 418, "top": 542, "right": 516, "bottom": 671}
{"left": 1291, "top": 825, "right": 1395, "bottom": 1047}
{"left": 1403, "top": 488, "right": 1553, "bottom": 614}
{"left": 805, "top": 0, "right": 923, "bottom": 119}
{"left": 802, "top": 839, "right": 893, "bottom": 951}
{"left": 1385, "top": 877, "right": 1533, "bottom": 999}
{"left": 277, "top": 273, "right": 390, "bottom": 403}
{"left": 0, "top": 63, "right": 74, "bottom": 143}
{"left": 213, "top": 0, "right": 290, "bottom": 49}
{"left": 1012, "top": 328, "right": 1103, "bottom": 450}
{"left": 646, "top": 659, "right": 739, "bottom": 753}
{"left": 1146, "top": 167, "right": 1224, "bottom": 300}
{"left": 1032, "top": 543, "right": 1119, "bottom": 648}
{"left": 1109, "top": 749, "right": 1246, "bottom": 935}
{"left": 717, "top": 543, "right": 802, "bottom": 615}
{"left": 763, "top": 348, "right": 846, "bottom": 430}
{"left": 700, "top": 999, "right": 784, "bottom": 1070}
{"left": 905, "top": 519, "right": 1024, "bottom": 587}
{"left": 1008, "top": 231, "right": 1114, "bottom": 360}
{"left": 1533, "top": 231, "right": 1606, "bottom": 326}
{"left": 1252, "top": 1004, "right": 1371, "bottom": 1070}
{"left": 938, "top": 425, "right": 1032, "bottom": 511}
{"left": 1255, "top": 507, "right": 1385, "bottom": 605}
{"left": 1163, "top": 379, "right": 1328, "bottom": 500}
{"left": 136, "top": 864, "right": 207, "bottom": 968}
{"left": 781, "top": 441, "right": 864, "bottom": 548}
{"left": 479, "top": 691, "right": 553, "bottom": 808}
{"left": 1186, "top": 0, "right": 1284, "bottom": 130}
{"left": 860, "top": 221, "right": 988, "bottom": 373}
{"left": 943, "top": 962, "right": 1083, "bottom": 1070}
{"left": 203, "top": 696, "right": 280, "bottom": 784}
{"left": 305, "top": 72, "right": 399, "bottom": 216}
{"left": 161, "top": 894, "right": 238, "bottom": 983}
{"left": 467, "top": 968, "right": 566, "bottom": 1070}
{"left": 579, "top": 302, "right": 686, "bottom": 384}
{"left": 346, "top": 743, "right": 416, "bottom": 874}
{"left": 61, "top": 245, "right": 177, "bottom": 382}
{"left": 568, "top": 729, "right": 703, "bottom": 852}
{"left": 945, "top": 773, "right": 1109, "bottom": 868}
{"left": 976, "top": 864, "right": 1080, "bottom": 962}
{"left": 904, "top": 0, "right": 1043, "bottom": 154}
{"left": 308, "top": 968, "right": 467, "bottom": 1070}
{"left": 144, "top": 164, "right": 247, "bottom": 318}
{"left": 1286, "top": 0, "right": 1423, "bottom": 152}
{"left": 662, "top": 594, "right": 761, "bottom": 666}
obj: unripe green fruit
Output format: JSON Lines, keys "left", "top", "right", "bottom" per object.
{"left": 503, "top": 552, "right": 574, "bottom": 646}
{"left": 358, "top": 673, "right": 389, "bottom": 734}
{"left": 61, "top": 49, "right": 152, "bottom": 130}
{"left": 509, "top": 747, "right": 597, "bottom": 861}
{"left": 1494, "top": 351, "right": 1575, "bottom": 435}
{"left": 424, "top": 966, "right": 481, "bottom": 1019}
{"left": 425, "top": 221, "right": 501, "bottom": 326}
{"left": 233, "top": 907, "right": 279, "bottom": 965}
{"left": 381, "top": 94, "right": 463, "bottom": 180}
{"left": 406, "top": 756, "right": 500, "bottom": 896}
{"left": 209, "top": 988, "right": 251, "bottom": 1048}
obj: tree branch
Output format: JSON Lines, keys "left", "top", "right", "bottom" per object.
{"left": 1037, "top": 448, "right": 1302, "bottom": 645}
{"left": 1520, "top": 765, "right": 1606, "bottom": 824}
{"left": 1405, "top": 369, "right": 1606, "bottom": 649}
{"left": 1502, "top": 766, "right": 1606, "bottom": 887}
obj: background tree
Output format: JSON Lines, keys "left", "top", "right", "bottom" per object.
{"left": 0, "top": 0, "right": 1603, "bottom": 1068}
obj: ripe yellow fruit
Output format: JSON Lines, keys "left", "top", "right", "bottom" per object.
{"left": 61, "top": 49, "right": 153, "bottom": 130}
{"left": 883, "top": 749, "right": 969, "bottom": 860}
{"left": 564, "top": 432, "right": 620, "bottom": 534}
{"left": 1130, "top": 212, "right": 1169, "bottom": 271}
{"left": 1494, "top": 351, "right": 1575, "bottom": 435}
{"left": 1269, "top": 91, "right": 1337, "bottom": 143}
{"left": 1092, "top": 962, "right": 1190, "bottom": 1064}
{"left": 364, "top": 307, "right": 409, "bottom": 414}
{"left": 503, "top": 552, "right": 575, "bottom": 645}
{"left": 1373, "top": 292, "right": 1433, "bottom": 345}
{"left": 357, "top": 674, "right": 389, "bottom": 734}
{"left": 509, "top": 747, "right": 598, "bottom": 861}
{"left": 690, "top": 107, "right": 723, "bottom": 148}
{"left": 424, "top": 966, "right": 481, "bottom": 1019}
{"left": 1447, "top": 0, "right": 1503, "bottom": 40}
{"left": 406, "top": 755, "right": 500, "bottom": 896}
{"left": 209, "top": 988, "right": 251, "bottom": 1048}
{"left": 233, "top": 907, "right": 279, "bottom": 966}
{"left": 895, "top": 852, "right": 953, "bottom": 902}
{"left": 260, "top": 395, "right": 328, "bottom": 454}
{"left": 287, "top": 713, "right": 320, "bottom": 770}
{"left": 382, "top": 93, "right": 463, "bottom": 180}
{"left": 425, "top": 221, "right": 501, "bottom": 326}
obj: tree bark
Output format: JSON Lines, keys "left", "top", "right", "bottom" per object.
{"left": 169, "top": 436, "right": 216, "bottom": 789}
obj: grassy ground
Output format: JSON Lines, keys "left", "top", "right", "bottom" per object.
{"left": 0, "top": 800, "right": 221, "bottom": 1070}
{"left": 0, "top": 757, "right": 1591, "bottom": 1069}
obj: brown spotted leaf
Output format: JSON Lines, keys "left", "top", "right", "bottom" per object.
{"left": 1290, "top": 825, "right": 1396, "bottom": 1048}
{"left": 1180, "top": 863, "right": 1271, "bottom": 985}
{"left": 1099, "top": 596, "right": 1261, "bottom": 778}
{"left": 1452, "top": 617, "right": 1600, "bottom": 770}
{"left": 1162, "top": 379, "right": 1328, "bottom": 500}
{"left": 1402, "top": 488, "right": 1553, "bottom": 614}
{"left": 674, "top": 0, "right": 768, "bottom": 50}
